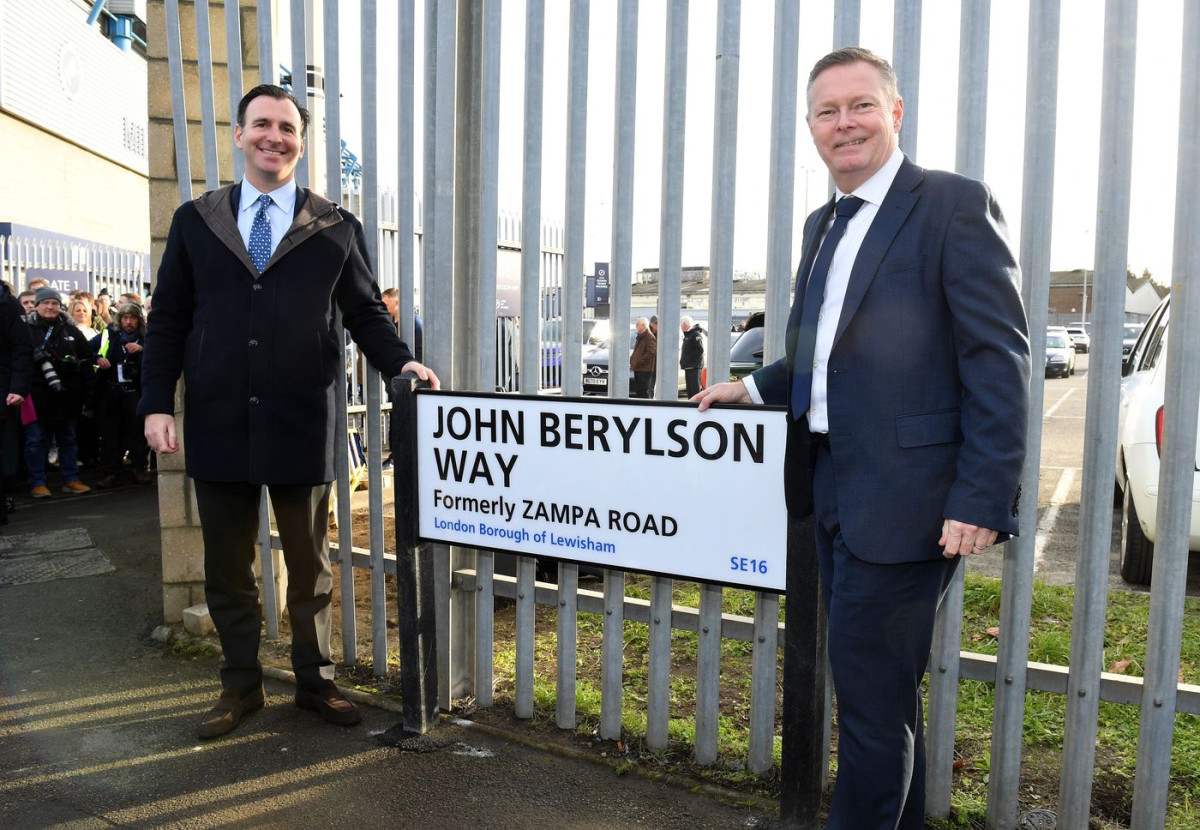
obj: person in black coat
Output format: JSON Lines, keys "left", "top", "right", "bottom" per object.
{"left": 679, "top": 316, "right": 706, "bottom": 398}
{"left": 140, "top": 85, "right": 439, "bottom": 740}
{"left": 23, "top": 287, "right": 94, "bottom": 497}
{"left": 90, "top": 302, "right": 150, "bottom": 487}
{"left": 0, "top": 281, "right": 32, "bottom": 520}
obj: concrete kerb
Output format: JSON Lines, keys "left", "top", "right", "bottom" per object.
{"left": 158, "top": 625, "right": 781, "bottom": 816}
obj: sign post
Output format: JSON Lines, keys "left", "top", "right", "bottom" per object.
{"left": 391, "top": 375, "right": 439, "bottom": 735}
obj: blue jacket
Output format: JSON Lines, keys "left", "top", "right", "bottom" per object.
{"left": 751, "top": 158, "right": 1030, "bottom": 563}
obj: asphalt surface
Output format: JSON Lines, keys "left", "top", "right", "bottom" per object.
{"left": 0, "top": 483, "right": 770, "bottom": 829}
{"left": 964, "top": 352, "right": 1200, "bottom": 595}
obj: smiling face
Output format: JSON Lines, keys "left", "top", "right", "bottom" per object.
{"left": 235, "top": 94, "right": 305, "bottom": 192}
{"left": 807, "top": 61, "right": 903, "bottom": 193}
{"left": 71, "top": 302, "right": 90, "bottom": 326}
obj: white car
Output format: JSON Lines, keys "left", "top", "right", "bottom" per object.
{"left": 1115, "top": 296, "right": 1200, "bottom": 584}
{"left": 1065, "top": 323, "right": 1091, "bottom": 353}
{"left": 1044, "top": 331, "right": 1076, "bottom": 378}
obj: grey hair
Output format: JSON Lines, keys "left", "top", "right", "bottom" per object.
{"left": 806, "top": 47, "right": 900, "bottom": 114}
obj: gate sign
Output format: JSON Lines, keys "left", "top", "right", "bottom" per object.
{"left": 416, "top": 392, "right": 787, "bottom": 591}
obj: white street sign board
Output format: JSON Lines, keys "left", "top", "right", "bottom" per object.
{"left": 415, "top": 392, "right": 788, "bottom": 591}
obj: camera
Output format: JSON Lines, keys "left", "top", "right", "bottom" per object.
{"left": 33, "top": 348, "right": 63, "bottom": 393}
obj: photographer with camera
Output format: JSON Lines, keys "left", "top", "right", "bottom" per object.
{"left": 23, "top": 287, "right": 94, "bottom": 498}
{"left": 90, "top": 302, "right": 150, "bottom": 488}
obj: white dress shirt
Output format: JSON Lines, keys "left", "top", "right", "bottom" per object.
{"left": 237, "top": 179, "right": 298, "bottom": 261}
{"left": 745, "top": 148, "right": 904, "bottom": 433}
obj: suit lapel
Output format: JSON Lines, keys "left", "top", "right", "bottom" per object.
{"left": 195, "top": 185, "right": 344, "bottom": 279}
{"left": 832, "top": 160, "right": 922, "bottom": 349}
{"left": 195, "top": 183, "right": 260, "bottom": 277}
{"left": 266, "top": 189, "right": 343, "bottom": 270}
{"left": 784, "top": 199, "right": 836, "bottom": 368}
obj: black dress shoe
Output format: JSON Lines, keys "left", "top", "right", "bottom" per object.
{"left": 295, "top": 680, "right": 361, "bottom": 725}
{"left": 196, "top": 685, "right": 266, "bottom": 739}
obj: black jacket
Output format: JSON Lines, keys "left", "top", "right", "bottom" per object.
{"left": 0, "top": 285, "right": 31, "bottom": 404}
{"left": 90, "top": 323, "right": 145, "bottom": 391}
{"left": 25, "top": 312, "right": 94, "bottom": 421}
{"left": 680, "top": 324, "right": 705, "bottom": 370}
{"left": 139, "top": 184, "right": 415, "bottom": 484}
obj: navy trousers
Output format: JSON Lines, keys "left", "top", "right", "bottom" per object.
{"left": 812, "top": 441, "right": 961, "bottom": 829}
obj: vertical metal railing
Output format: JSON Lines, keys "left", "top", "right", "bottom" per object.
{"left": 153, "top": 3, "right": 1200, "bottom": 824}
{"left": 986, "top": 2, "right": 1060, "bottom": 828}
{"left": 1131, "top": 2, "right": 1200, "bottom": 825}
{"left": 1059, "top": 2, "right": 1139, "bottom": 828}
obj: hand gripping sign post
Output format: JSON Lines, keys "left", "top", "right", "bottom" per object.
{"left": 391, "top": 384, "right": 828, "bottom": 821}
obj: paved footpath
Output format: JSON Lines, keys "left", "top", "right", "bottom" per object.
{"left": 0, "top": 484, "right": 772, "bottom": 829}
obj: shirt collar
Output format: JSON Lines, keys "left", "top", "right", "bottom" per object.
{"left": 835, "top": 147, "right": 904, "bottom": 207}
{"left": 239, "top": 178, "right": 298, "bottom": 215}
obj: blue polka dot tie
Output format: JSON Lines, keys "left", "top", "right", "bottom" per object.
{"left": 248, "top": 194, "right": 273, "bottom": 273}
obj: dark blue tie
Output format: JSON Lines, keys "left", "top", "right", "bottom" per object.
{"left": 248, "top": 194, "right": 273, "bottom": 272}
{"left": 791, "top": 195, "right": 865, "bottom": 420}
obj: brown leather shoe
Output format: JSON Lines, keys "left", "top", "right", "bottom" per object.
{"left": 295, "top": 680, "right": 361, "bottom": 725}
{"left": 196, "top": 686, "right": 266, "bottom": 739}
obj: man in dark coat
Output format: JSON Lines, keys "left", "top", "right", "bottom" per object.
{"left": 0, "top": 281, "right": 32, "bottom": 521}
{"left": 140, "top": 85, "right": 439, "bottom": 740}
{"left": 679, "top": 315, "right": 705, "bottom": 398}
{"left": 695, "top": 47, "right": 1029, "bottom": 827}
{"left": 24, "top": 287, "right": 94, "bottom": 498}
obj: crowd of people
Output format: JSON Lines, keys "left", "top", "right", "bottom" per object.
{"left": 1, "top": 275, "right": 153, "bottom": 517}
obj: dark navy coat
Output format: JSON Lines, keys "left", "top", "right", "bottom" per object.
{"left": 751, "top": 158, "right": 1030, "bottom": 563}
{"left": 139, "top": 184, "right": 414, "bottom": 484}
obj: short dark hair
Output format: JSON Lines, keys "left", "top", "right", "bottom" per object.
{"left": 807, "top": 47, "right": 899, "bottom": 114}
{"left": 237, "top": 84, "right": 310, "bottom": 138}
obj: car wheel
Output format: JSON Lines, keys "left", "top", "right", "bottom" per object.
{"left": 1120, "top": 473, "right": 1154, "bottom": 585}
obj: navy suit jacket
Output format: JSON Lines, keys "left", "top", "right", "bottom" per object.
{"left": 751, "top": 158, "right": 1030, "bottom": 564}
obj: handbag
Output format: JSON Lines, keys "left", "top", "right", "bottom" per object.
{"left": 19, "top": 394, "right": 36, "bottom": 426}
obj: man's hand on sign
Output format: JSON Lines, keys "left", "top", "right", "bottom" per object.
{"left": 692, "top": 380, "right": 750, "bottom": 412}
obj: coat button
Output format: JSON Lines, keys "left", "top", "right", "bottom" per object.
{"left": 250, "top": 396, "right": 260, "bottom": 404}
{"left": 249, "top": 339, "right": 258, "bottom": 347}
{"left": 253, "top": 284, "right": 263, "bottom": 292}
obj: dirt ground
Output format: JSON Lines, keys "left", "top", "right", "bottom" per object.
{"left": 250, "top": 509, "right": 1139, "bottom": 829}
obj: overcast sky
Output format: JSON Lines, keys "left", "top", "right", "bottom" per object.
{"left": 285, "top": 0, "right": 1184, "bottom": 287}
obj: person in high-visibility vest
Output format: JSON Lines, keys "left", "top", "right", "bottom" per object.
{"left": 89, "top": 302, "right": 149, "bottom": 488}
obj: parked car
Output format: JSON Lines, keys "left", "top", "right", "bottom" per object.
{"left": 581, "top": 326, "right": 686, "bottom": 396}
{"left": 538, "top": 318, "right": 607, "bottom": 389}
{"left": 1064, "top": 323, "right": 1091, "bottom": 353}
{"left": 729, "top": 311, "right": 765, "bottom": 382}
{"left": 1115, "top": 295, "right": 1198, "bottom": 585}
{"left": 1122, "top": 322, "right": 1145, "bottom": 359}
{"left": 1044, "top": 331, "right": 1076, "bottom": 378}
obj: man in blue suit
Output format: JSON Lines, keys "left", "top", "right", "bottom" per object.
{"left": 696, "top": 47, "right": 1030, "bottom": 827}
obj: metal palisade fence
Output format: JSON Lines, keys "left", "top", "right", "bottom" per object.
{"left": 0, "top": 235, "right": 147, "bottom": 298}
{"left": 157, "top": 1, "right": 1200, "bottom": 828}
